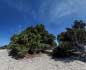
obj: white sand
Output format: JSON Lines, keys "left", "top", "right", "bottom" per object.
{"left": 0, "top": 49, "right": 86, "bottom": 70}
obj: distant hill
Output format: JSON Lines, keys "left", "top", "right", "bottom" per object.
{"left": 0, "top": 45, "right": 7, "bottom": 49}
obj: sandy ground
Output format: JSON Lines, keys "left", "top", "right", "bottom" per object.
{"left": 0, "top": 49, "right": 86, "bottom": 70}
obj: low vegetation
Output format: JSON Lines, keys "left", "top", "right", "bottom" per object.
{"left": 52, "top": 20, "right": 86, "bottom": 58}
{"left": 5, "top": 20, "right": 86, "bottom": 60}
{"left": 0, "top": 45, "right": 7, "bottom": 49}
{"left": 7, "top": 24, "right": 56, "bottom": 59}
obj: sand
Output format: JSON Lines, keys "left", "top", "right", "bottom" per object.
{"left": 0, "top": 49, "right": 86, "bottom": 70}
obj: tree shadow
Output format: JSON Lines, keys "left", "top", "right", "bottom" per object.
{"left": 51, "top": 55, "right": 86, "bottom": 63}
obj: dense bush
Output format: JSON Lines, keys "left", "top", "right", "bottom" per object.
{"left": 8, "top": 24, "right": 56, "bottom": 59}
{"left": 52, "top": 20, "right": 86, "bottom": 58}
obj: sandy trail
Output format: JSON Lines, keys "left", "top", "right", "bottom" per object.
{"left": 0, "top": 49, "right": 86, "bottom": 70}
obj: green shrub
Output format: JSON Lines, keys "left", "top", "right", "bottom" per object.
{"left": 8, "top": 24, "right": 56, "bottom": 59}
{"left": 52, "top": 42, "right": 74, "bottom": 57}
{"left": 52, "top": 20, "right": 86, "bottom": 58}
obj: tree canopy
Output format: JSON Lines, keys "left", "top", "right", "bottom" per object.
{"left": 53, "top": 20, "right": 86, "bottom": 57}
{"left": 8, "top": 24, "right": 56, "bottom": 59}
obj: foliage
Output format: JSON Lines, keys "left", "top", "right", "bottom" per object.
{"left": 53, "top": 20, "right": 86, "bottom": 57}
{"left": 0, "top": 45, "right": 7, "bottom": 49}
{"left": 8, "top": 24, "right": 56, "bottom": 59}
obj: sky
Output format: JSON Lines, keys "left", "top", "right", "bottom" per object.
{"left": 0, "top": 0, "right": 86, "bottom": 46}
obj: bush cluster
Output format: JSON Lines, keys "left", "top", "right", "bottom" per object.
{"left": 7, "top": 24, "right": 56, "bottom": 59}
{"left": 52, "top": 20, "right": 86, "bottom": 58}
{"left": 7, "top": 20, "right": 86, "bottom": 59}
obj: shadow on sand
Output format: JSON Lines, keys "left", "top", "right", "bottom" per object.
{"left": 51, "top": 55, "right": 86, "bottom": 63}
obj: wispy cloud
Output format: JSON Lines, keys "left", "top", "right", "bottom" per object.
{"left": 2, "top": 0, "right": 86, "bottom": 24}
{"left": 2, "top": 0, "right": 36, "bottom": 20}
{"left": 1, "top": 0, "right": 86, "bottom": 46}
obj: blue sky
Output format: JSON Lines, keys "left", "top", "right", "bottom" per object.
{"left": 0, "top": 0, "right": 86, "bottom": 46}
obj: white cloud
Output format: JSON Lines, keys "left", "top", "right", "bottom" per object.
{"left": 2, "top": 0, "right": 86, "bottom": 24}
